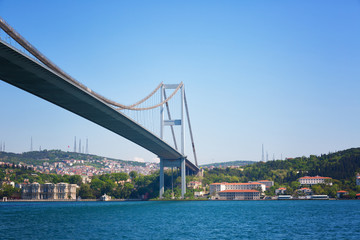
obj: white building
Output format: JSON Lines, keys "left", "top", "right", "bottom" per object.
{"left": 210, "top": 182, "right": 266, "bottom": 195}
{"left": 100, "top": 194, "right": 111, "bottom": 201}
{"left": 249, "top": 180, "right": 274, "bottom": 189}
{"left": 21, "top": 182, "right": 77, "bottom": 200}
{"left": 298, "top": 176, "right": 332, "bottom": 185}
{"left": 194, "top": 191, "right": 204, "bottom": 197}
{"left": 218, "top": 190, "right": 260, "bottom": 200}
{"left": 278, "top": 195, "right": 292, "bottom": 200}
{"left": 356, "top": 174, "right": 360, "bottom": 186}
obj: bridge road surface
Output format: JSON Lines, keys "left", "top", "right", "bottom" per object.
{"left": 0, "top": 40, "right": 198, "bottom": 173}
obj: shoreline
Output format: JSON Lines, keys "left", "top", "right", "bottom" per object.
{"left": 2, "top": 198, "right": 356, "bottom": 203}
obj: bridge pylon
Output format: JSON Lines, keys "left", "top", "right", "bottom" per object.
{"left": 159, "top": 83, "right": 190, "bottom": 199}
{"left": 0, "top": 16, "right": 198, "bottom": 199}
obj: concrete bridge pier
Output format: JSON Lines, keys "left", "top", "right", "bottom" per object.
{"left": 159, "top": 157, "right": 186, "bottom": 199}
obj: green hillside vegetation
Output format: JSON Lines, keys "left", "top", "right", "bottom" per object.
{"left": 1, "top": 148, "right": 360, "bottom": 200}
{"left": 0, "top": 164, "right": 83, "bottom": 199}
{"left": 0, "top": 149, "right": 146, "bottom": 167}
{"left": 0, "top": 164, "right": 180, "bottom": 200}
{"left": 203, "top": 148, "right": 360, "bottom": 198}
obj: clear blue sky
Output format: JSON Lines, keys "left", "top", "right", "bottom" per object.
{"left": 0, "top": 1, "right": 359, "bottom": 164}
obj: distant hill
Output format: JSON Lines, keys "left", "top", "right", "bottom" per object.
{"left": 0, "top": 149, "right": 146, "bottom": 167}
{"left": 204, "top": 148, "right": 360, "bottom": 184}
{"left": 201, "top": 160, "right": 255, "bottom": 168}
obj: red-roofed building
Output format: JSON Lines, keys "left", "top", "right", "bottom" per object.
{"left": 210, "top": 182, "right": 266, "bottom": 195}
{"left": 337, "top": 190, "right": 349, "bottom": 199}
{"left": 249, "top": 180, "right": 274, "bottom": 189}
{"left": 356, "top": 193, "right": 360, "bottom": 199}
{"left": 275, "top": 187, "right": 287, "bottom": 195}
{"left": 218, "top": 189, "right": 260, "bottom": 200}
{"left": 298, "top": 176, "right": 332, "bottom": 186}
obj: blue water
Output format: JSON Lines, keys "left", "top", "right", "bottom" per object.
{"left": 0, "top": 200, "right": 359, "bottom": 239}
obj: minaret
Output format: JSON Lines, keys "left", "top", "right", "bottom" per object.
{"left": 74, "top": 136, "right": 77, "bottom": 152}
{"left": 262, "top": 144, "right": 264, "bottom": 162}
{"left": 86, "top": 138, "right": 88, "bottom": 154}
{"left": 0, "top": 141, "right": 2, "bottom": 151}
{"left": 79, "top": 139, "right": 81, "bottom": 153}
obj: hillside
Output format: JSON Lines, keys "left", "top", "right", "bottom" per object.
{"left": 203, "top": 148, "right": 360, "bottom": 185}
{"left": 201, "top": 160, "right": 255, "bottom": 168}
{"left": 0, "top": 150, "right": 146, "bottom": 167}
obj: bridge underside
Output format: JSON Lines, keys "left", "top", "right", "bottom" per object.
{"left": 0, "top": 40, "right": 199, "bottom": 175}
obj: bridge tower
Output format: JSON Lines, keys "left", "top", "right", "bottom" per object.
{"left": 159, "top": 83, "right": 186, "bottom": 199}
{"left": 0, "top": 16, "right": 199, "bottom": 199}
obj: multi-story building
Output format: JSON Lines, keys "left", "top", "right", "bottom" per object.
{"left": 298, "top": 176, "right": 332, "bottom": 185}
{"left": 210, "top": 182, "right": 266, "bottom": 195}
{"left": 21, "top": 182, "right": 77, "bottom": 200}
{"left": 218, "top": 190, "right": 260, "bottom": 200}
{"left": 249, "top": 180, "right": 274, "bottom": 189}
{"left": 356, "top": 174, "right": 360, "bottom": 186}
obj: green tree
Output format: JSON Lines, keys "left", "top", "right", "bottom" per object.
{"left": 129, "top": 171, "right": 138, "bottom": 180}
{"left": 78, "top": 184, "right": 94, "bottom": 199}
{"left": 69, "top": 175, "right": 82, "bottom": 185}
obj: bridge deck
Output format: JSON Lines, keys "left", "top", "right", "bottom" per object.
{"left": 0, "top": 41, "right": 198, "bottom": 172}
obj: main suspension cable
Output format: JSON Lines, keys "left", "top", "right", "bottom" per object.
{"left": 0, "top": 17, "right": 174, "bottom": 111}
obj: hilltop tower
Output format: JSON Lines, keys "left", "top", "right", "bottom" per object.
{"left": 74, "top": 136, "right": 77, "bottom": 152}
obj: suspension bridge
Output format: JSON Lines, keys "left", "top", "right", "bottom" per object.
{"left": 0, "top": 17, "right": 199, "bottom": 198}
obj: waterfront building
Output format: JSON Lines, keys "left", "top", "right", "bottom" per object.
{"left": 249, "top": 180, "right": 274, "bottom": 189}
{"left": 311, "top": 195, "right": 329, "bottom": 200}
{"left": 210, "top": 182, "right": 266, "bottom": 195}
{"left": 21, "top": 182, "right": 77, "bottom": 200}
{"left": 218, "top": 190, "right": 260, "bottom": 200}
{"left": 356, "top": 174, "right": 360, "bottom": 186}
{"left": 298, "top": 176, "right": 332, "bottom": 185}
{"left": 209, "top": 183, "right": 226, "bottom": 195}
{"left": 336, "top": 190, "right": 349, "bottom": 199}
{"left": 278, "top": 195, "right": 292, "bottom": 200}
{"left": 356, "top": 193, "right": 360, "bottom": 199}
{"left": 275, "top": 187, "right": 286, "bottom": 195}
{"left": 100, "top": 194, "right": 111, "bottom": 201}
